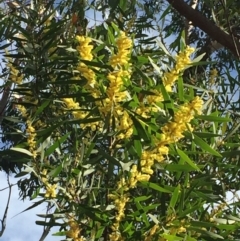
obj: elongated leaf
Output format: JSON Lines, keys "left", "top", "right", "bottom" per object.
{"left": 177, "top": 148, "right": 200, "bottom": 171}
{"left": 193, "top": 134, "right": 222, "bottom": 157}
{"left": 148, "top": 56, "right": 162, "bottom": 75}
{"left": 169, "top": 184, "right": 180, "bottom": 209}
{"left": 197, "top": 115, "right": 231, "bottom": 122}
{"left": 49, "top": 164, "right": 63, "bottom": 178}
{"left": 12, "top": 200, "right": 45, "bottom": 218}
{"left": 10, "top": 147, "right": 33, "bottom": 156}
{"left": 141, "top": 182, "right": 172, "bottom": 193}
{"left": 45, "top": 132, "right": 70, "bottom": 157}
{"left": 33, "top": 99, "right": 51, "bottom": 118}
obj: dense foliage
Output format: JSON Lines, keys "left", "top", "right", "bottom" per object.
{"left": 1, "top": 0, "right": 240, "bottom": 240}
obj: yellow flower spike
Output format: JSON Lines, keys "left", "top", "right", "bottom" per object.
{"left": 109, "top": 32, "right": 132, "bottom": 68}
{"left": 45, "top": 183, "right": 57, "bottom": 198}
{"left": 141, "top": 167, "right": 154, "bottom": 175}
{"left": 163, "top": 46, "right": 194, "bottom": 92}
{"left": 189, "top": 96, "right": 203, "bottom": 115}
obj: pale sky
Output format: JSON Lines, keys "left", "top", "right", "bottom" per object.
{"left": 0, "top": 172, "right": 60, "bottom": 241}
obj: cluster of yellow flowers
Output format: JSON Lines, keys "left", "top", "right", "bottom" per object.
{"left": 163, "top": 46, "right": 194, "bottom": 92}
{"left": 133, "top": 47, "right": 194, "bottom": 121}
{"left": 5, "top": 52, "right": 23, "bottom": 84}
{"left": 109, "top": 32, "right": 132, "bottom": 67}
{"left": 107, "top": 45, "right": 203, "bottom": 241}
{"left": 63, "top": 36, "right": 101, "bottom": 131}
{"left": 76, "top": 36, "right": 96, "bottom": 88}
{"left": 161, "top": 96, "right": 203, "bottom": 143}
{"left": 66, "top": 219, "right": 85, "bottom": 241}
{"left": 45, "top": 183, "right": 57, "bottom": 198}
{"left": 17, "top": 104, "right": 27, "bottom": 118}
{"left": 139, "top": 96, "right": 203, "bottom": 180}
{"left": 26, "top": 120, "right": 37, "bottom": 158}
{"left": 66, "top": 33, "right": 133, "bottom": 139}
{"left": 108, "top": 96, "right": 202, "bottom": 239}
{"left": 108, "top": 192, "right": 129, "bottom": 241}
{"left": 209, "top": 68, "right": 218, "bottom": 84}
{"left": 41, "top": 169, "right": 57, "bottom": 198}
{"left": 101, "top": 32, "right": 133, "bottom": 139}
{"left": 17, "top": 103, "right": 38, "bottom": 158}
{"left": 63, "top": 97, "right": 100, "bottom": 131}
{"left": 133, "top": 46, "right": 195, "bottom": 123}
{"left": 209, "top": 202, "right": 227, "bottom": 223}
{"left": 144, "top": 224, "right": 159, "bottom": 241}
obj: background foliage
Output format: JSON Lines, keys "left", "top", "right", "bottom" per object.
{"left": 1, "top": 0, "right": 240, "bottom": 240}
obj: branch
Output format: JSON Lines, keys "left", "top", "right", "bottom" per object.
{"left": 166, "top": 0, "right": 240, "bottom": 58}
{"left": 38, "top": 203, "right": 56, "bottom": 241}
{"left": 185, "top": 0, "right": 199, "bottom": 44}
{"left": 0, "top": 176, "right": 12, "bottom": 237}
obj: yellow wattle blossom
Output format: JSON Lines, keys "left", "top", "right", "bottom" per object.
{"left": 138, "top": 96, "right": 203, "bottom": 182}
{"left": 5, "top": 50, "right": 23, "bottom": 84}
{"left": 146, "top": 89, "right": 164, "bottom": 105}
{"left": 109, "top": 231, "right": 124, "bottom": 241}
{"left": 26, "top": 120, "right": 37, "bottom": 158}
{"left": 163, "top": 46, "right": 194, "bottom": 92}
{"left": 128, "top": 164, "right": 151, "bottom": 188}
{"left": 99, "top": 31, "right": 133, "bottom": 140}
{"left": 106, "top": 70, "right": 129, "bottom": 102}
{"left": 209, "top": 68, "right": 218, "bottom": 84}
{"left": 76, "top": 35, "right": 97, "bottom": 88}
{"left": 40, "top": 169, "right": 48, "bottom": 184}
{"left": 188, "top": 96, "right": 203, "bottom": 115}
{"left": 177, "top": 226, "right": 186, "bottom": 233}
{"left": 109, "top": 191, "right": 130, "bottom": 235}
{"left": 66, "top": 219, "right": 83, "bottom": 241}
{"left": 45, "top": 183, "right": 57, "bottom": 198}
{"left": 161, "top": 96, "right": 203, "bottom": 143}
{"left": 144, "top": 224, "right": 159, "bottom": 241}
{"left": 17, "top": 104, "right": 27, "bottom": 118}
{"left": 101, "top": 42, "right": 202, "bottom": 240}
{"left": 76, "top": 36, "right": 93, "bottom": 61}
{"left": 63, "top": 97, "right": 101, "bottom": 131}
{"left": 109, "top": 32, "right": 132, "bottom": 68}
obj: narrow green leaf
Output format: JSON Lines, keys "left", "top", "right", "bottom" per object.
{"left": 191, "top": 53, "right": 206, "bottom": 63}
{"left": 177, "top": 148, "right": 200, "bottom": 171}
{"left": 156, "top": 38, "right": 171, "bottom": 56}
{"left": 162, "top": 233, "right": 183, "bottom": 241}
{"left": 141, "top": 182, "right": 172, "bottom": 193}
{"left": 45, "top": 133, "right": 70, "bottom": 157}
{"left": 177, "top": 76, "right": 184, "bottom": 101}
{"left": 33, "top": 99, "right": 51, "bottom": 118}
{"left": 12, "top": 200, "right": 45, "bottom": 218}
{"left": 192, "top": 132, "right": 221, "bottom": 138}
{"left": 49, "top": 165, "right": 63, "bottom": 178}
{"left": 197, "top": 115, "right": 231, "bottom": 122}
{"left": 10, "top": 147, "right": 33, "bottom": 156}
{"left": 134, "top": 139, "right": 142, "bottom": 157}
{"left": 165, "top": 164, "right": 203, "bottom": 172}
{"left": 134, "top": 196, "right": 151, "bottom": 202}
{"left": 169, "top": 185, "right": 180, "bottom": 209}
{"left": 148, "top": 56, "right": 162, "bottom": 75}
{"left": 36, "top": 220, "right": 62, "bottom": 226}
{"left": 193, "top": 134, "right": 222, "bottom": 157}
